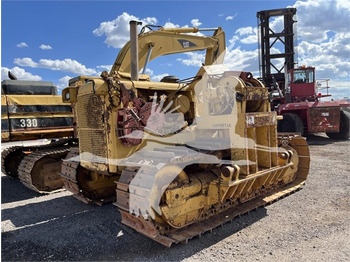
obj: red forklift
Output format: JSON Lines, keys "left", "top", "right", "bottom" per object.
{"left": 257, "top": 8, "right": 350, "bottom": 139}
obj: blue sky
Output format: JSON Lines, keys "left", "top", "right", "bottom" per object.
{"left": 1, "top": 0, "right": 350, "bottom": 99}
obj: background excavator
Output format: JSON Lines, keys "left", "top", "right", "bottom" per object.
{"left": 1, "top": 73, "right": 76, "bottom": 193}
{"left": 61, "top": 21, "right": 310, "bottom": 246}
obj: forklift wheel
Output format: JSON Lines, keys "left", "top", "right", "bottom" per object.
{"left": 326, "top": 110, "right": 350, "bottom": 140}
{"left": 277, "top": 113, "right": 304, "bottom": 136}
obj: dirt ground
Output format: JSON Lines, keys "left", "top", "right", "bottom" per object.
{"left": 1, "top": 134, "right": 349, "bottom": 261}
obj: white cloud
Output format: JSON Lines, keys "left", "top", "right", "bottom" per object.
{"left": 268, "top": 16, "right": 285, "bottom": 35}
{"left": 93, "top": 12, "right": 158, "bottom": 48}
{"left": 94, "top": 12, "right": 208, "bottom": 48}
{"left": 240, "top": 34, "right": 257, "bottom": 44}
{"left": 228, "top": 35, "right": 239, "bottom": 48}
{"left": 14, "top": 57, "right": 96, "bottom": 75}
{"left": 174, "top": 31, "right": 260, "bottom": 75}
{"left": 191, "top": 19, "right": 202, "bottom": 27}
{"left": 96, "top": 64, "right": 113, "bottom": 75}
{"left": 96, "top": 64, "right": 112, "bottom": 72}
{"left": 144, "top": 68, "right": 169, "bottom": 82}
{"left": 152, "top": 74, "right": 169, "bottom": 82}
{"left": 16, "top": 42, "right": 28, "bottom": 48}
{"left": 14, "top": 57, "right": 38, "bottom": 67}
{"left": 39, "top": 59, "right": 96, "bottom": 75}
{"left": 176, "top": 52, "right": 206, "bottom": 67}
{"left": 175, "top": 32, "right": 260, "bottom": 74}
{"left": 164, "top": 21, "right": 180, "bottom": 28}
{"left": 56, "top": 76, "right": 72, "bottom": 93}
{"left": 235, "top": 27, "right": 254, "bottom": 36}
{"left": 1, "top": 66, "right": 42, "bottom": 81}
{"left": 292, "top": 0, "right": 350, "bottom": 43}
{"left": 233, "top": 27, "right": 258, "bottom": 45}
{"left": 39, "top": 44, "right": 52, "bottom": 50}
{"left": 223, "top": 47, "right": 259, "bottom": 74}
{"left": 296, "top": 33, "right": 350, "bottom": 79}
{"left": 225, "top": 14, "right": 237, "bottom": 21}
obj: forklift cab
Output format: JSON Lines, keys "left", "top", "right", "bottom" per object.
{"left": 286, "top": 66, "right": 316, "bottom": 102}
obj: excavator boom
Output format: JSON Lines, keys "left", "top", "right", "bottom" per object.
{"left": 110, "top": 26, "right": 225, "bottom": 75}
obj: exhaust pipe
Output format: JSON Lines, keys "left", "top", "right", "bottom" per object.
{"left": 130, "top": 20, "right": 142, "bottom": 81}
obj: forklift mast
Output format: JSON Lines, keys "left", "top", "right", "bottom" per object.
{"left": 257, "top": 8, "right": 297, "bottom": 89}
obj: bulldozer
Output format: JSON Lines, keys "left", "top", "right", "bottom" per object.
{"left": 61, "top": 21, "right": 310, "bottom": 246}
{"left": 1, "top": 74, "right": 76, "bottom": 193}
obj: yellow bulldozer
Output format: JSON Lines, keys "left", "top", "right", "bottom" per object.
{"left": 1, "top": 74, "right": 76, "bottom": 193}
{"left": 61, "top": 21, "right": 310, "bottom": 246}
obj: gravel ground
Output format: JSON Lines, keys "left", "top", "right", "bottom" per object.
{"left": 1, "top": 134, "right": 349, "bottom": 261}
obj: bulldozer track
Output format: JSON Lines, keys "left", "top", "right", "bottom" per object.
{"left": 115, "top": 134, "right": 310, "bottom": 247}
{"left": 60, "top": 148, "right": 86, "bottom": 201}
{"left": 18, "top": 147, "right": 72, "bottom": 193}
{"left": 1, "top": 146, "right": 24, "bottom": 177}
{"left": 60, "top": 148, "right": 116, "bottom": 205}
{"left": 119, "top": 181, "right": 304, "bottom": 247}
{"left": 2, "top": 139, "right": 73, "bottom": 176}
{"left": 2, "top": 139, "right": 77, "bottom": 193}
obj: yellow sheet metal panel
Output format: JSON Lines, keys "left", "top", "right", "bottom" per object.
{"left": 6, "top": 95, "right": 68, "bottom": 106}
{"left": 7, "top": 113, "right": 72, "bottom": 118}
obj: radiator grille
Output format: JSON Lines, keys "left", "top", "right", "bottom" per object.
{"left": 76, "top": 94, "right": 107, "bottom": 161}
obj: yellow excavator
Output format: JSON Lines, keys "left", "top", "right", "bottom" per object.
{"left": 1, "top": 74, "right": 76, "bottom": 193}
{"left": 61, "top": 22, "right": 310, "bottom": 246}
